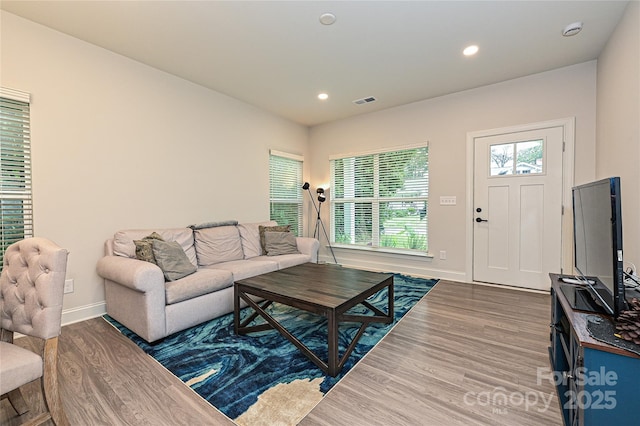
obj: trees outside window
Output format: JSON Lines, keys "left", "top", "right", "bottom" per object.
{"left": 330, "top": 146, "right": 428, "bottom": 252}
{"left": 0, "top": 91, "right": 32, "bottom": 271}
{"left": 269, "top": 151, "right": 303, "bottom": 235}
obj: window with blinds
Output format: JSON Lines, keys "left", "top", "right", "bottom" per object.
{"left": 269, "top": 150, "right": 303, "bottom": 236}
{"left": 330, "top": 145, "right": 428, "bottom": 252}
{"left": 0, "top": 90, "right": 32, "bottom": 270}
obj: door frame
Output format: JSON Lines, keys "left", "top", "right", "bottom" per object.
{"left": 465, "top": 117, "right": 575, "bottom": 286}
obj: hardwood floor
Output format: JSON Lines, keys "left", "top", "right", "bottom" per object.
{"left": 302, "top": 281, "right": 562, "bottom": 426}
{"left": 0, "top": 319, "right": 234, "bottom": 426}
{"left": 1, "top": 280, "right": 562, "bottom": 425}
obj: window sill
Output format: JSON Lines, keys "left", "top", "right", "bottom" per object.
{"left": 329, "top": 243, "right": 434, "bottom": 259}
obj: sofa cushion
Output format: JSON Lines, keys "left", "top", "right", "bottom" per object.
{"left": 152, "top": 240, "right": 197, "bottom": 282}
{"left": 237, "top": 221, "right": 277, "bottom": 259}
{"left": 165, "top": 269, "right": 234, "bottom": 305}
{"left": 194, "top": 226, "right": 244, "bottom": 266}
{"left": 113, "top": 228, "right": 197, "bottom": 266}
{"left": 258, "top": 225, "right": 290, "bottom": 255}
{"left": 134, "top": 232, "right": 164, "bottom": 264}
{"left": 264, "top": 231, "right": 300, "bottom": 256}
{"left": 249, "top": 254, "right": 312, "bottom": 269}
{"left": 206, "top": 259, "right": 278, "bottom": 281}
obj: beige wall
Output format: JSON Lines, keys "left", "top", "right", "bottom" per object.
{"left": 596, "top": 1, "right": 640, "bottom": 270}
{"left": 309, "top": 62, "right": 597, "bottom": 281}
{"left": 1, "top": 12, "right": 309, "bottom": 322}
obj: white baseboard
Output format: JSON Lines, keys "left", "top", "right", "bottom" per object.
{"left": 468, "top": 280, "right": 550, "bottom": 294}
{"left": 319, "top": 251, "right": 467, "bottom": 283}
{"left": 62, "top": 301, "right": 107, "bottom": 326}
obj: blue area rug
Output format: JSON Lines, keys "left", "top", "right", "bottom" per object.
{"left": 104, "top": 273, "right": 437, "bottom": 424}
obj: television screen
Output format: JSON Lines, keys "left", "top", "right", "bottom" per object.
{"left": 572, "top": 177, "right": 626, "bottom": 316}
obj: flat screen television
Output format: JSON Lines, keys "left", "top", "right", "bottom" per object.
{"left": 571, "top": 176, "right": 627, "bottom": 317}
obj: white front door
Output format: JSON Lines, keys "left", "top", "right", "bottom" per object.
{"left": 473, "top": 126, "right": 564, "bottom": 290}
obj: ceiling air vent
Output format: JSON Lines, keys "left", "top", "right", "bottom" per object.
{"left": 353, "top": 96, "right": 377, "bottom": 105}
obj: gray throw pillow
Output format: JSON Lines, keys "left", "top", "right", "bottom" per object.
{"left": 134, "top": 232, "right": 164, "bottom": 264}
{"left": 258, "top": 225, "right": 291, "bottom": 255}
{"left": 152, "top": 239, "right": 197, "bottom": 281}
{"left": 264, "top": 231, "right": 300, "bottom": 256}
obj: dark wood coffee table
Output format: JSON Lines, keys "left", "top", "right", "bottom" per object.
{"left": 234, "top": 263, "right": 394, "bottom": 377}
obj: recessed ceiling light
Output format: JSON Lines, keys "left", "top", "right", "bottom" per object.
{"left": 318, "top": 93, "right": 329, "bottom": 100}
{"left": 463, "top": 45, "right": 479, "bottom": 56}
{"left": 319, "top": 13, "right": 336, "bottom": 25}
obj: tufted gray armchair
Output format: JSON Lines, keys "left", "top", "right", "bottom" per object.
{"left": 0, "top": 237, "right": 70, "bottom": 426}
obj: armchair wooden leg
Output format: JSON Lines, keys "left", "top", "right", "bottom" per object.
{"left": 22, "top": 413, "right": 51, "bottom": 426}
{"left": 6, "top": 388, "right": 30, "bottom": 415}
{"left": 41, "top": 337, "right": 70, "bottom": 426}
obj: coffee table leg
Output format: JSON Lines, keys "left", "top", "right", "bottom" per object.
{"left": 327, "top": 309, "right": 338, "bottom": 377}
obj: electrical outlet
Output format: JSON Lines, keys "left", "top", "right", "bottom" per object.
{"left": 439, "top": 250, "right": 447, "bottom": 260}
{"left": 64, "top": 278, "right": 74, "bottom": 294}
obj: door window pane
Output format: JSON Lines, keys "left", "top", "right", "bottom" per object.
{"left": 490, "top": 143, "right": 514, "bottom": 176}
{"left": 490, "top": 139, "right": 543, "bottom": 176}
{"left": 515, "top": 140, "right": 543, "bottom": 174}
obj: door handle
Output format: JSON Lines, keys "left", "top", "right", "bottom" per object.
{"left": 475, "top": 217, "right": 488, "bottom": 223}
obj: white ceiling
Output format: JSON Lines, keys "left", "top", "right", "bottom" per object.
{"left": 1, "top": 1, "right": 629, "bottom": 127}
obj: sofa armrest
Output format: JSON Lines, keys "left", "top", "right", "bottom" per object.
{"left": 97, "top": 255, "right": 164, "bottom": 292}
{"left": 97, "top": 255, "right": 168, "bottom": 342}
{"left": 296, "top": 237, "right": 320, "bottom": 263}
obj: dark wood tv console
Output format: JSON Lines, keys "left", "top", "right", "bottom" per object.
{"left": 549, "top": 274, "right": 640, "bottom": 426}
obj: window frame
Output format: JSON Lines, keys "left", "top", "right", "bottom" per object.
{"left": 269, "top": 149, "right": 303, "bottom": 236}
{"left": 1, "top": 88, "right": 33, "bottom": 271}
{"left": 329, "top": 143, "right": 429, "bottom": 254}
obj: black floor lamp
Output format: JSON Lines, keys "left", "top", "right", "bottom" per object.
{"left": 302, "top": 182, "right": 337, "bottom": 264}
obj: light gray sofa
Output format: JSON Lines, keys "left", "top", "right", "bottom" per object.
{"left": 96, "top": 221, "right": 319, "bottom": 343}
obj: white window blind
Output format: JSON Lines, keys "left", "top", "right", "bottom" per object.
{"left": 330, "top": 145, "right": 428, "bottom": 252}
{"left": 269, "top": 150, "right": 303, "bottom": 235}
{"left": 1, "top": 90, "right": 32, "bottom": 270}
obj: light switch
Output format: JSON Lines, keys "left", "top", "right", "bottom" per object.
{"left": 440, "top": 196, "right": 456, "bottom": 206}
